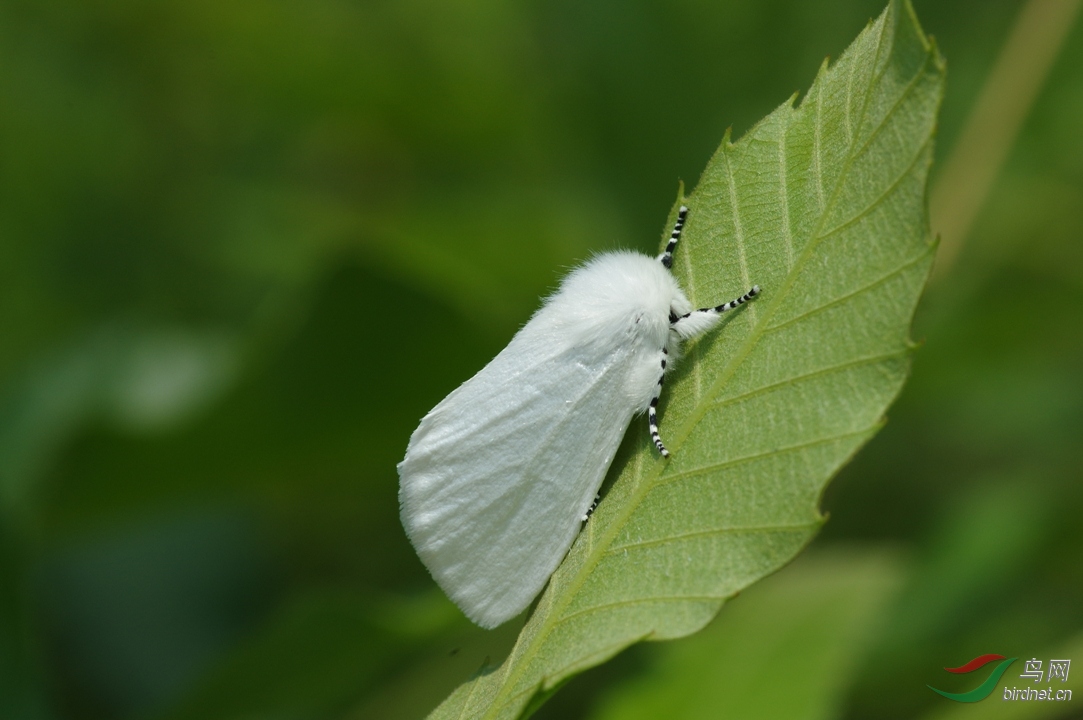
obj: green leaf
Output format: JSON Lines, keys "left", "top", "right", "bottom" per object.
{"left": 430, "top": 1, "right": 944, "bottom": 717}
{"left": 587, "top": 550, "right": 903, "bottom": 720}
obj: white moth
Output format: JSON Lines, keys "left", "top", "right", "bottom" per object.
{"left": 398, "top": 206, "right": 759, "bottom": 628}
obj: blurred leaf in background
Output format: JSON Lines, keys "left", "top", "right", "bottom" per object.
{"left": 0, "top": 0, "right": 1081, "bottom": 719}
{"left": 588, "top": 549, "right": 904, "bottom": 720}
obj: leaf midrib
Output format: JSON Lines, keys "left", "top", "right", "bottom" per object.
{"left": 482, "top": 14, "right": 930, "bottom": 718}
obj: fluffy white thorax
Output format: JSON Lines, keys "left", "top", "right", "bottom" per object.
{"left": 538, "top": 251, "right": 692, "bottom": 354}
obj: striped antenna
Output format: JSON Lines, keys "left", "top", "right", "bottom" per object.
{"left": 659, "top": 205, "right": 688, "bottom": 269}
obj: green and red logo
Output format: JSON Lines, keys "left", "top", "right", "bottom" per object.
{"left": 928, "top": 654, "right": 1017, "bottom": 702}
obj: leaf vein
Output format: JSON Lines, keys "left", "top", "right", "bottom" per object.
{"left": 708, "top": 348, "right": 912, "bottom": 413}
{"left": 764, "top": 244, "right": 934, "bottom": 335}
{"left": 723, "top": 149, "right": 755, "bottom": 321}
{"left": 456, "top": 665, "right": 484, "bottom": 720}
{"left": 813, "top": 71, "right": 826, "bottom": 211}
{"left": 845, "top": 50, "right": 936, "bottom": 177}
{"left": 499, "top": 634, "right": 654, "bottom": 711}
{"left": 556, "top": 595, "right": 727, "bottom": 629}
{"left": 657, "top": 425, "right": 879, "bottom": 489}
{"left": 778, "top": 112, "right": 795, "bottom": 269}
{"left": 810, "top": 132, "right": 933, "bottom": 244}
{"left": 607, "top": 520, "right": 821, "bottom": 554}
{"left": 845, "top": 51, "right": 858, "bottom": 144}
{"left": 681, "top": 204, "right": 704, "bottom": 402}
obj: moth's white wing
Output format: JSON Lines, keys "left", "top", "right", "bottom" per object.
{"left": 398, "top": 322, "right": 652, "bottom": 629}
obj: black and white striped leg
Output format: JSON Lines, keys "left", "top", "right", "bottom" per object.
{"left": 581, "top": 493, "right": 602, "bottom": 522}
{"left": 648, "top": 348, "right": 670, "bottom": 457}
{"left": 706, "top": 285, "right": 761, "bottom": 314}
{"left": 672, "top": 285, "right": 761, "bottom": 335}
{"left": 658, "top": 205, "right": 688, "bottom": 269}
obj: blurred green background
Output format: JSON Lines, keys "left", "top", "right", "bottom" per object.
{"left": 1, "top": 0, "right": 1081, "bottom": 718}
